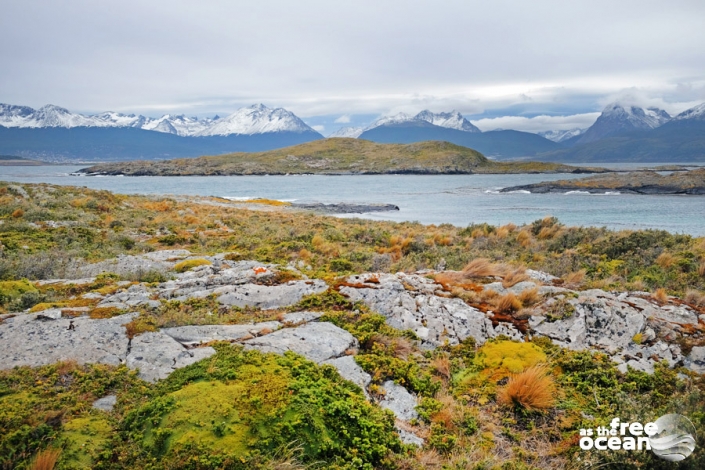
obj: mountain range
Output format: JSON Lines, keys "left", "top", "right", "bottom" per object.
{"left": 1, "top": 100, "right": 704, "bottom": 163}
{"left": 0, "top": 103, "right": 323, "bottom": 161}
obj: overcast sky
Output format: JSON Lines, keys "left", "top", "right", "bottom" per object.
{"left": 2, "top": 0, "right": 705, "bottom": 134}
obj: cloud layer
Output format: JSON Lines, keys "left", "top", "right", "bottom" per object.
{"left": 2, "top": 0, "right": 704, "bottom": 128}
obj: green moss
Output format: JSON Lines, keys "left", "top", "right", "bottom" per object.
{"left": 173, "top": 258, "right": 212, "bottom": 273}
{"left": 60, "top": 415, "right": 113, "bottom": 468}
{"left": 0, "top": 279, "right": 39, "bottom": 309}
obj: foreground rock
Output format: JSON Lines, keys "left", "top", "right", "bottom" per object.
{"left": 340, "top": 273, "right": 522, "bottom": 348}
{"left": 500, "top": 168, "right": 705, "bottom": 194}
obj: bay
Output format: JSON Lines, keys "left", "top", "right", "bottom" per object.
{"left": 1, "top": 165, "right": 704, "bottom": 236}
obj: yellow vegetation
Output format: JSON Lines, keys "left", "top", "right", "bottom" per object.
{"left": 656, "top": 252, "right": 676, "bottom": 268}
{"left": 476, "top": 341, "right": 547, "bottom": 376}
{"left": 652, "top": 287, "right": 669, "bottom": 303}
{"left": 493, "top": 292, "right": 522, "bottom": 314}
{"left": 174, "top": 258, "right": 212, "bottom": 273}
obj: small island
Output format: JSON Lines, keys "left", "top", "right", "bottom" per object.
{"left": 77, "top": 138, "right": 607, "bottom": 176}
{"left": 501, "top": 168, "right": 705, "bottom": 194}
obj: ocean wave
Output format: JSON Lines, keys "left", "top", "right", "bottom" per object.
{"left": 504, "top": 190, "right": 531, "bottom": 194}
{"left": 564, "top": 190, "right": 590, "bottom": 195}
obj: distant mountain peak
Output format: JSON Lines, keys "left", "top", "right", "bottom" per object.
{"left": 674, "top": 103, "right": 705, "bottom": 121}
{"left": 576, "top": 102, "right": 671, "bottom": 144}
{"left": 414, "top": 110, "right": 481, "bottom": 132}
{"left": 538, "top": 128, "right": 586, "bottom": 143}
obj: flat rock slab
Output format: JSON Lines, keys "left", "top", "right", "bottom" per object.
{"left": 341, "top": 273, "right": 518, "bottom": 347}
{"left": 0, "top": 312, "right": 136, "bottom": 369}
{"left": 244, "top": 322, "right": 357, "bottom": 363}
{"left": 378, "top": 380, "right": 418, "bottom": 421}
{"left": 322, "top": 356, "right": 372, "bottom": 397}
{"left": 78, "top": 250, "right": 192, "bottom": 278}
{"left": 162, "top": 322, "right": 281, "bottom": 347}
{"left": 216, "top": 280, "right": 328, "bottom": 310}
{"left": 127, "top": 331, "right": 216, "bottom": 382}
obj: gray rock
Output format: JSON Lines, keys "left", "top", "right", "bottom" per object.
{"left": 397, "top": 428, "right": 424, "bottom": 446}
{"left": 340, "top": 272, "right": 519, "bottom": 347}
{"left": 526, "top": 269, "right": 560, "bottom": 283}
{"left": 685, "top": 346, "right": 705, "bottom": 374}
{"left": 162, "top": 322, "right": 281, "bottom": 347}
{"left": 378, "top": 380, "right": 418, "bottom": 421}
{"left": 244, "top": 322, "right": 357, "bottom": 363}
{"left": 322, "top": 356, "right": 372, "bottom": 397}
{"left": 126, "top": 331, "right": 216, "bottom": 382}
{"left": 79, "top": 249, "right": 191, "bottom": 278}
{"left": 216, "top": 280, "right": 328, "bottom": 310}
{"left": 281, "top": 311, "right": 325, "bottom": 325}
{"left": 35, "top": 308, "right": 63, "bottom": 320}
{"left": 92, "top": 395, "right": 117, "bottom": 412}
{"left": 0, "top": 312, "right": 136, "bottom": 369}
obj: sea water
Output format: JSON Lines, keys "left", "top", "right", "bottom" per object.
{"left": 2, "top": 165, "right": 704, "bottom": 236}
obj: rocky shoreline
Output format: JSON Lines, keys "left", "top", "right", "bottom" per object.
{"left": 501, "top": 168, "right": 705, "bottom": 194}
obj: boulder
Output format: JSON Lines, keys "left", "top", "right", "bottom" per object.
{"left": 378, "top": 380, "right": 418, "bottom": 421}
{"left": 686, "top": 346, "right": 705, "bottom": 374}
{"left": 162, "top": 322, "right": 281, "bottom": 347}
{"left": 92, "top": 395, "right": 117, "bottom": 412}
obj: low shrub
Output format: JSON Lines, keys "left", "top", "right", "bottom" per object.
{"left": 173, "top": 258, "right": 212, "bottom": 273}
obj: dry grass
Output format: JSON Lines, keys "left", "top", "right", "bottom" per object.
{"left": 462, "top": 258, "right": 504, "bottom": 278}
{"left": 516, "top": 230, "right": 532, "bottom": 247}
{"left": 431, "top": 356, "right": 452, "bottom": 382}
{"left": 502, "top": 268, "right": 529, "bottom": 288}
{"left": 699, "top": 260, "right": 705, "bottom": 277}
{"left": 29, "top": 448, "right": 62, "bottom": 470}
{"left": 392, "top": 337, "right": 413, "bottom": 360}
{"left": 498, "top": 366, "right": 555, "bottom": 411}
{"left": 563, "top": 269, "right": 586, "bottom": 288}
{"left": 517, "top": 287, "right": 541, "bottom": 306}
{"left": 652, "top": 287, "right": 669, "bottom": 303}
{"left": 494, "top": 292, "right": 522, "bottom": 314}
{"left": 685, "top": 289, "right": 705, "bottom": 307}
{"left": 656, "top": 252, "right": 676, "bottom": 268}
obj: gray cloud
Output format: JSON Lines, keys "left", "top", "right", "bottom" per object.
{"left": 1, "top": 0, "right": 704, "bottom": 123}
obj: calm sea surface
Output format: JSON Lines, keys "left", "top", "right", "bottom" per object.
{"left": 2, "top": 165, "right": 704, "bottom": 236}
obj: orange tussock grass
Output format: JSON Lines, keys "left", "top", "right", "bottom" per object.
{"left": 498, "top": 365, "right": 555, "bottom": 411}
{"left": 537, "top": 225, "right": 559, "bottom": 240}
{"left": 656, "top": 252, "right": 676, "bottom": 269}
{"left": 698, "top": 260, "right": 705, "bottom": 277}
{"left": 29, "top": 448, "right": 62, "bottom": 470}
{"left": 431, "top": 356, "right": 452, "bottom": 382}
{"left": 516, "top": 230, "right": 532, "bottom": 247}
{"left": 502, "top": 268, "right": 529, "bottom": 288}
{"left": 462, "top": 258, "right": 506, "bottom": 278}
{"left": 517, "top": 287, "right": 541, "bottom": 306}
{"left": 494, "top": 292, "right": 522, "bottom": 314}
{"left": 392, "top": 337, "right": 413, "bottom": 360}
{"left": 563, "top": 269, "right": 586, "bottom": 287}
{"left": 685, "top": 290, "right": 705, "bottom": 308}
{"left": 652, "top": 288, "right": 669, "bottom": 303}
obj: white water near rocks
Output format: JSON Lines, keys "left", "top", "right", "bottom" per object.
{"left": 2, "top": 165, "right": 705, "bottom": 235}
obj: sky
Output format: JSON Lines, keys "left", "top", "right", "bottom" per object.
{"left": 2, "top": 0, "right": 705, "bottom": 135}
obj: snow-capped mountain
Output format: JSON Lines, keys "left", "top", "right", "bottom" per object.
{"left": 0, "top": 103, "right": 317, "bottom": 137}
{"left": 576, "top": 103, "right": 671, "bottom": 144}
{"left": 538, "top": 128, "right": 586, "bottom": 143}
{"left": 330, "top": 109, "right": 479, "bottom": 138}
{"left": 196, "top": 104, "right": 313, "bottom": 136}
{"left": 414, "top": 110, "right": 480, "bottom": 132}
{"left": 674, "top": 103, "right": 705, "bottom": 121}
{"left": 329, "top": 126, "right": 364, "bottom": 138}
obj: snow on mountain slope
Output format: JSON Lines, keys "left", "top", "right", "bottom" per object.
{"left": 0, "top": 102, "right": 317, "bottom": 137}
{"left": 196, "top": 104, "right": 316, "bottom": 136}
{"left": 414, "top": 110, "right": 480, "bottom": 132}
{"left": 538, "top": 128, "right": 586, "bottom": 142}
{"left": 576, "top": 103, "right": 671, "bottom": 144}
{"left": 674, "top": 103, "right": 705, "bottom": 121}
{"left": 329, "top": 126, "right": 364, "bottom": 138}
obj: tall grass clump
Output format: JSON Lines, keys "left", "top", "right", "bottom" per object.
{"left": 498, "top": 365, "right": 555, "bottom": 411}
{"left": 29, "top": 448, "right": 61, "bottom": 470}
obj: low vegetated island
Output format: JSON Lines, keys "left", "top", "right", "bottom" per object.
{"left": 501, "top": 168, "right": 705, "bottom": 194}
{"left": 77, "top": 138, "right": 606, "bottom": 176}
{"left": 0, "top": 155, "right": 45, "bottom": 166}
{"left": 1, "top": 182, "right": 705, "bottom": 469}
